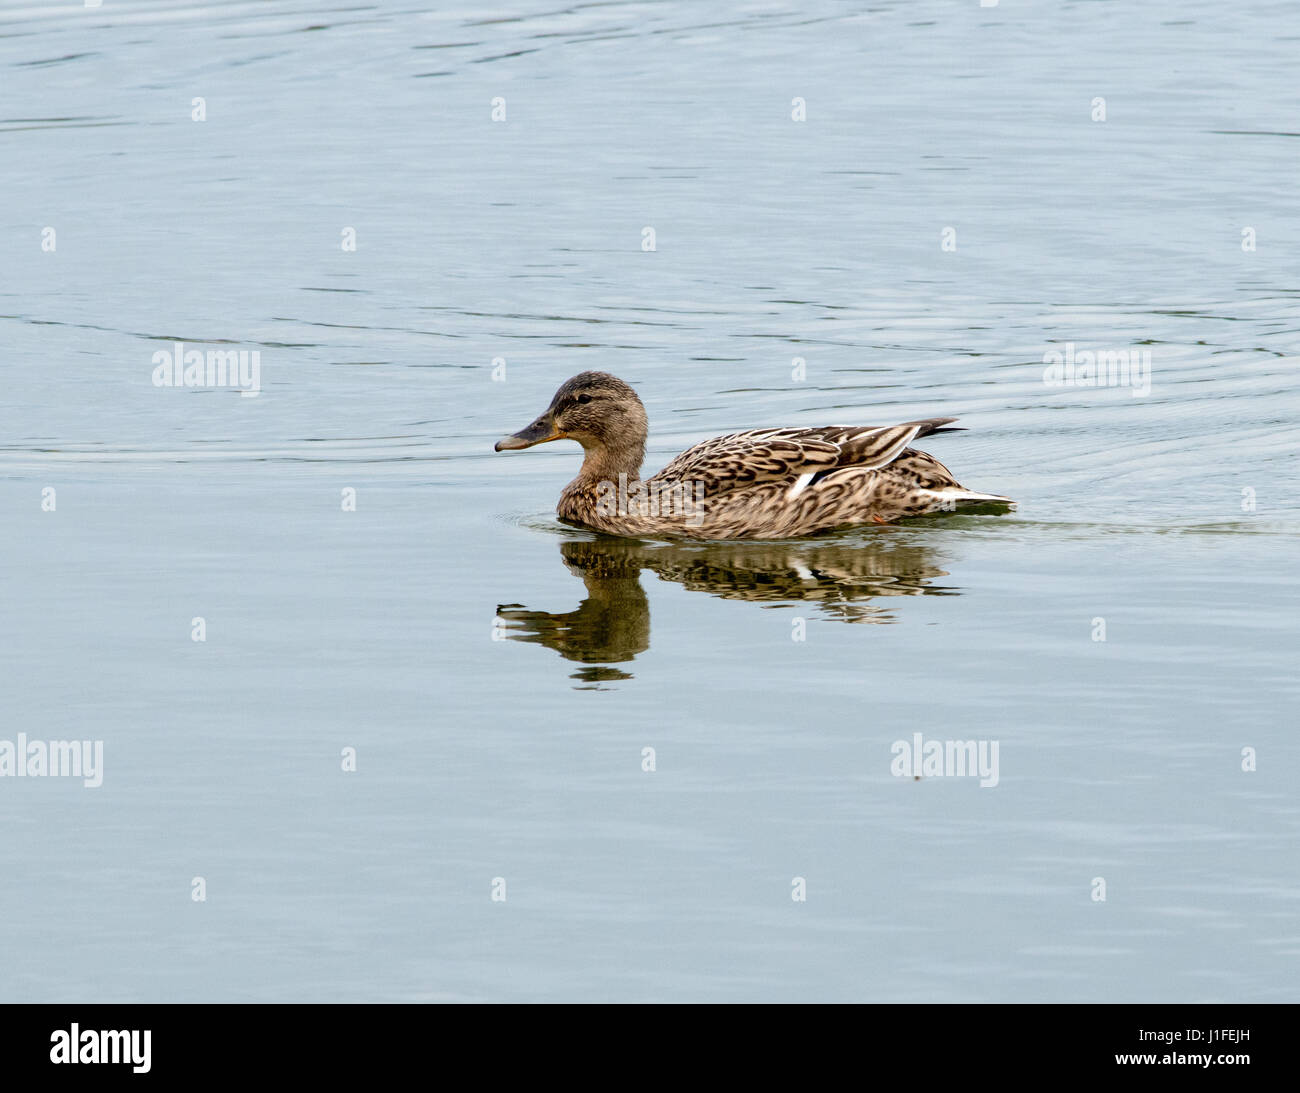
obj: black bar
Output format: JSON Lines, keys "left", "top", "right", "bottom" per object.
{"left": 0, "top": 1004, "right": 1282, "bottom": 1080}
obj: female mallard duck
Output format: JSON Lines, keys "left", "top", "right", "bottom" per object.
{"left": 495, "top": 372, "right": 1013, "bottom": 540}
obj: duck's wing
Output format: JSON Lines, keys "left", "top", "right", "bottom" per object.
{"left": 651, "top": 419, "right": 957, "bottom": 500}
{"left": 650, "top": 432, "right": 841, "bottom": 499}
{"left": 785, "top": 419, "right": 960, "bottom": 470}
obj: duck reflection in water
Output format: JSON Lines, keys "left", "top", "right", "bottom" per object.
{"left": 496, "top": 532, "right": 958, "bottom": 685}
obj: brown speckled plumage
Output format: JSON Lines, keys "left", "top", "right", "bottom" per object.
{"left": 495, "top": 371, "right": 1014, "bottom": 540}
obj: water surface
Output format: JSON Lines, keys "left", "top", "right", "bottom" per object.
{"left": 1, "top": 0, "right": 1297, "bottom": 1002}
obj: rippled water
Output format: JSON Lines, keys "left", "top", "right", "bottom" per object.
{"left": 2, "top": 0, "right": 1297, "bottom": 1002}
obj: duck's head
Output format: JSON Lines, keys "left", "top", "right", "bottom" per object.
{"left": 494, "top": 372, "right": 647, "bottom": 459}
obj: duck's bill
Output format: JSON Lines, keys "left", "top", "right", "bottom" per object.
{"left": 494, "top": 418, "right": 566, "bottom": 451}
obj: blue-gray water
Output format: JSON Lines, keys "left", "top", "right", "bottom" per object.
{"left": 2, "top": 0, "right": 1297, "bottom": 1002}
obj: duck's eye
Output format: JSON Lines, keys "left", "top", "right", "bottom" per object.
{"left": 577, "top": 394, "right": 592, "bottom": 404}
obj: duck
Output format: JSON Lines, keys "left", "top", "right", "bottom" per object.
{"left": 494, "top": 371, "right": 1013, "bottom": 540}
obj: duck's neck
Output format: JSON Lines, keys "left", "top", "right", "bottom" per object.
{"left": 573, "top": 438, "right": 645, "bottom": 490}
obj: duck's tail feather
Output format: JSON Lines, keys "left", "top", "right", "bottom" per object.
{"left": 915, "top": 487, "right": 1016, "bottom": 508}
{"left": 901, "top": 417, "right": 962, "bottom": 439}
